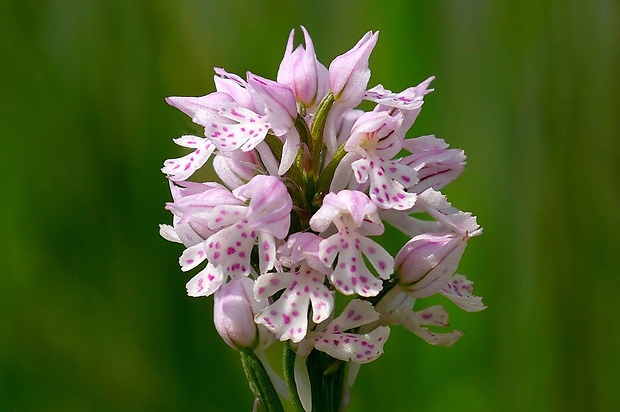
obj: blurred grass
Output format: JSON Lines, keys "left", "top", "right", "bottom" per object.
{"left": 1, "top": 0, "right": 619, "bottom": 411}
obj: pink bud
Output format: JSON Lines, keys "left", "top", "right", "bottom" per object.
{"left": 213, "top": 277, "right": 274, "bottom": 351}
{"left": 277, "top": 26, "right": 329, "bottom": 108}
{"left": 395, "top": 233, "right": 468, "bottom": 298}
{"left": 328, "top": 31, "right": 379, "bottom": 106}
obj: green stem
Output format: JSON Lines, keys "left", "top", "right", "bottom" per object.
{"left": 306, "top": 350, "right": 346, "bottom": 412}
{"left": 294, "top": 113, "right": 312, "bottom": 152}
{"left": 283, "top": 345, "right": 306, "bottom": 412}
{"left": 312, "top": 144, "right": 347, "bottom": 209}
{"left": 239, "top": 348, "right": 285, "bottom": 412}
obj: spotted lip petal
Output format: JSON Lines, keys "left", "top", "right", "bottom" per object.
{"left": 254, "top": 232, "right": 334, "bottom": 343}
{"left": 298, "top": 299, "right": 390, "bottom": 364}
{"left": 179, "top": 242, "right": 209, "bottom": 272}
{"left": 440, "top": 273, "right": 486, "bottom": 312}
{"left": 318, "top": 230, "right": 392, "bottom": 297}
{"left": 204, "top": 218, "right": 256, "bottom": 277}
{"left": 161, "top": 135, "right": 216, "bottom": 182}
{"left": 351, "top": 156, "right": 418, "bottom": 210}
{"left": 186, "top": 262, "right": 225, "bottom": 297}
{"left": 204, "top": 102, "right": 271, "bottom": 152}
{"left": 380, "top": 292, "right": 463, "bottom": 347}
{"left": 254, "top": 264, "right": 333, "bottom": 343}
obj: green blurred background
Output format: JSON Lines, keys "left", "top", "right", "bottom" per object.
{"left": 2, "top": 0, "right": 619, "bottom": 411}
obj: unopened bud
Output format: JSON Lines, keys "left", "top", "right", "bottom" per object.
{"left": 213, "top": 277, "right": 274, "bottom": 351}
{"left": 395, "top": 233, "right": 467, "bottom": 298}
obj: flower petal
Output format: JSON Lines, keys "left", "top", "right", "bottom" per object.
{"left": 440, "top": 274, "right": 486, "bottom": 312}
{"left": 391, "top": 304, "right": 463, "bottom": 347}
{"left": 179, "top": 242, "right": 208, "bottom": 272}
{"left": 247, "top": 73, "right": 297, "bottom": 136}
{"left": 351, "top": 156, "right": 418, "bottom": 210}
{"left": 205, "top": 221, "right": 255, "bottom": 276}
{"left": 205, "top": 103, "right": 271, "bottom": 152}
{"left": 319, "top": 231, "right": 385, "bottom": 297}
{"left": 161, "top": 135, "right": 216, "bottom": 181}
{"left": 314, "top": 326, "right": 390, "bottom": 364}
{"left": 254, "top": 266, "right": 333, "bottom": 342}
{"left": 298, "top": 300, "right": 390, "bottom": 364}
{"left": 415, "top": 188, "right": 482, "bottom": 236}
{"left": 186, "top": 263, "right": 225, "bottom": 297}
{"left": 159, "top": 224, "right": 181, "bottom": 243}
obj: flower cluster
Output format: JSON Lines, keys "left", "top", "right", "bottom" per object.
{"left": 161, "top": 26, "right": 484, "bottom": 410}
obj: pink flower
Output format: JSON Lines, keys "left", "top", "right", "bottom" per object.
{"left": 213, "top": 68, "right": 256, "bottom": 110}
{"left": 344, "top": 111, "right": 419, "bottom": 210}
{"left": 174, "top": 176, "right": 291, "bottom": 298}
{"left": 162, "top": 93, "right": 236, "bottom": 181}
{"left": 380, "top": 188, "right": 482, "bottom": 239}
{"left": 203, "top": 175, "right": 292, "bottom": 276}
{"left": 310, "top": 190, "right": 383, "bottom": 235}
{"left": 310, "top": 191, "right": 393, "bottom": 296}
{"left": 247, "top": 73, "right": 297, "bottom": 136}
{"left": 247, "top": 73, "right": 300, "bottom": 175}
{"left": 161, "top": 28, "right": 486, "bottom": 394}
{"left": 415, "top": 188, "right": 482, "bottom": 236}
{"left": 254, "top": 233, "right": 334, "bottom": 343}
{"left": 165, "top": 92, "right": 235, "bottom": 128}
